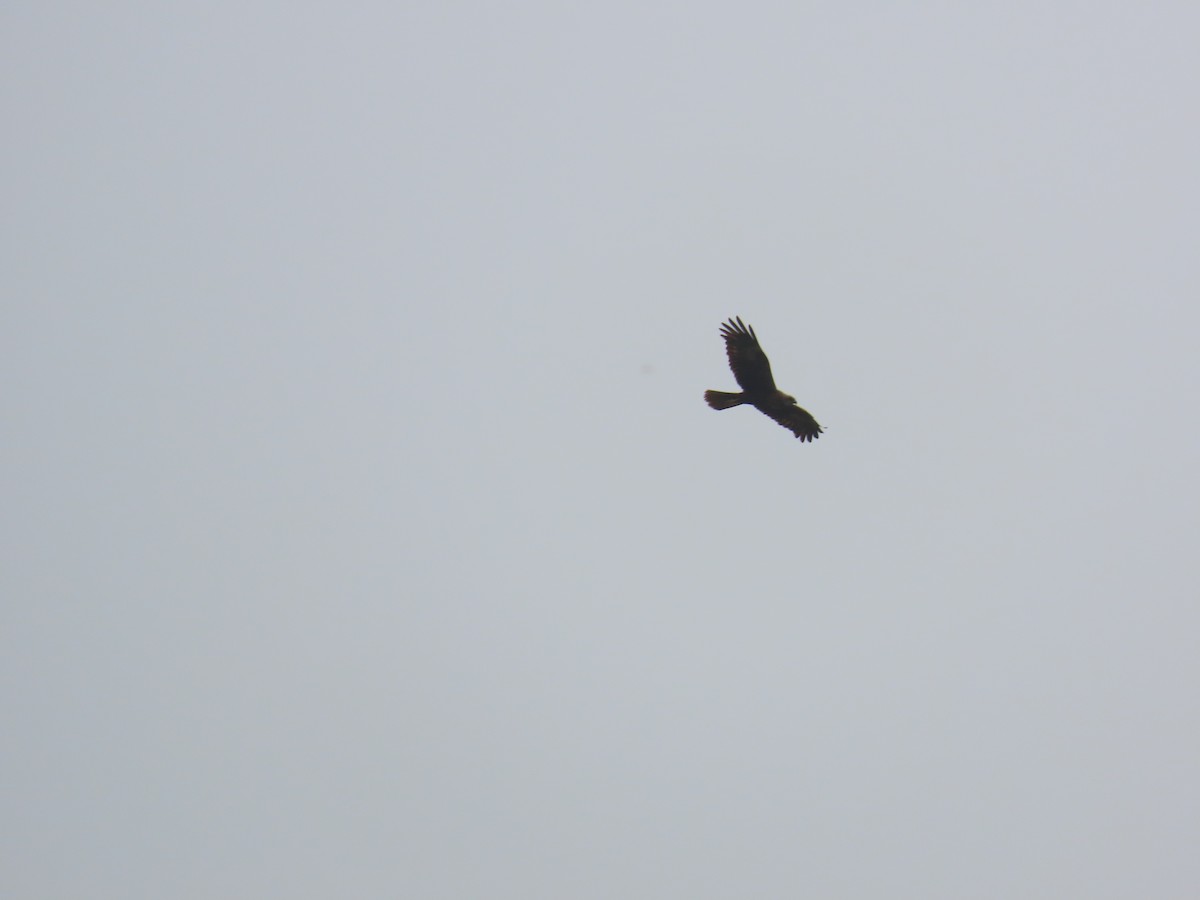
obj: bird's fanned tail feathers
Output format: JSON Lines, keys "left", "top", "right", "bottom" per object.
{"left": 704, "top": 390, "right": 744, "bottom": 410}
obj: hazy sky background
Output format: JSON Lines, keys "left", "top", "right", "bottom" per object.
{"left": 6, "top": 2, "right": 1200, "bottom": 897}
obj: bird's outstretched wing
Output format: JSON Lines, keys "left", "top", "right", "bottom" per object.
{"left": 719, "top": 317, "right": 776, "bottom": 394}
{"left": 763, "top": 400, "right": 824, "bottom": 442}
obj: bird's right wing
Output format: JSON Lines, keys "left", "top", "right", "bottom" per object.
{"left": 720, "top": 317, "right": 777, "bottom": 394}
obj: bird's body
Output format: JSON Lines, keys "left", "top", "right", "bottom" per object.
{"left": 704, "top": 317, "right": 823, "bottom": 441}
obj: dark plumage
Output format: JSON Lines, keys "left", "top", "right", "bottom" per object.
{"left": 704, "top": 317, "right": 823, "bottom": 442}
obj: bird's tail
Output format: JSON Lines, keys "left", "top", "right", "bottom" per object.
{"left": 704, "top": 390, "right": 745, "bottom": 410}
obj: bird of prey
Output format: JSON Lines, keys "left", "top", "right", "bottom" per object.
{"left": 705, "top": 317, "right": 823, "bottom": 442}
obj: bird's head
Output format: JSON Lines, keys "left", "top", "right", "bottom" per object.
{"left": 780, "top": 392, "right": 797, "bottom": 405}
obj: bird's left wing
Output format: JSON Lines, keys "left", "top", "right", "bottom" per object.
{"left": 764, "top": 403, "right": 823, "bottom": 442}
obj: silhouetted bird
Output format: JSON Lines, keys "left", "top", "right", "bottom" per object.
{"left": 705, "top": 317, "right": 823, "bottom": 442}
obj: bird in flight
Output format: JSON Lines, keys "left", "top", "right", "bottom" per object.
{"left": 705, "top": 317, "right": 823, "bottom": 442}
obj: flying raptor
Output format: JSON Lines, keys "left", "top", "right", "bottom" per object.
{"left": 705, "top": 317, "right": 823, "bottom": 442}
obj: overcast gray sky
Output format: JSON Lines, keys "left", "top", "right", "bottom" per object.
{"left": 6, "top": 2, "right": 1200, "bottom": 898}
